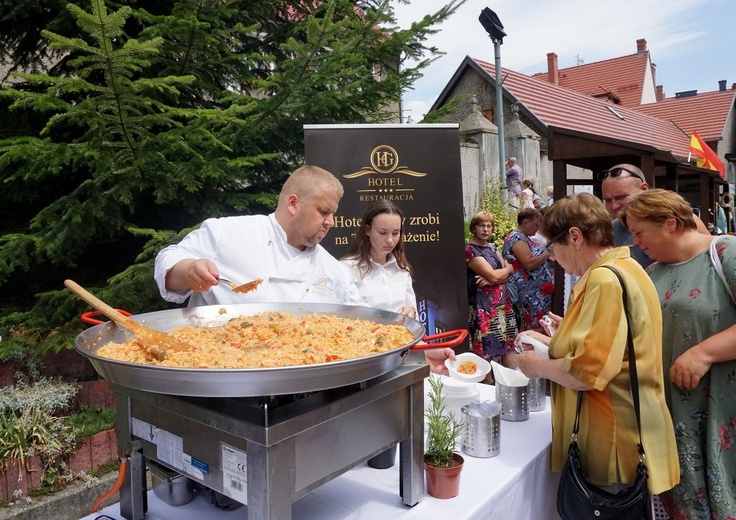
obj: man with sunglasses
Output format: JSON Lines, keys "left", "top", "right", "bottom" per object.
{"left": 599, "top": 163, "right": 709, "bottom": 268}
{"left": 599, "top": 163, "right": 653, "bottom": 267}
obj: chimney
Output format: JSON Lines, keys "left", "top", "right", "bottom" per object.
{"left": 656, "top": 85, "right": 664, "bottom": 102}
{"left": 547, "top": 52, "right": 559, "bottom": 85}
{"left": 651, "top": 62, "right": 657, "bottom": 86}
{"left": 719, "top": 80, "right": 727, "bottom": 92}
{"left": 636, "top": 38, "right": 647, "bottom": 56}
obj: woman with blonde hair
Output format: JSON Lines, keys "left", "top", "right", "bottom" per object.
{"left": 515, "top": 193, "right": 679, "bottom": 499}
{"left": 466, "top": 211, "right": 517, "bottom": 361}
{"left": 621, "top": 189, "right": 736, "bottom": 519}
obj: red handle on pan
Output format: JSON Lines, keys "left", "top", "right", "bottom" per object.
{"left": 81, "top": 309, "right": 133, "bottom": 325}
{"left": 411, "top": 328, "right": 468, "bottom": 349}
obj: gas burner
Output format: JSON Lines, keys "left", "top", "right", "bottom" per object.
{"left": 178, "top": 382, "right": 365, "bottom": 426}
{"left": 113, "top": 364, "right": 428, "bottom": 520}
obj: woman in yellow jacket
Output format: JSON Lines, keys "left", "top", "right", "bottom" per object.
{"left": 515, "top": 193, "right": 679, "bottom": 496}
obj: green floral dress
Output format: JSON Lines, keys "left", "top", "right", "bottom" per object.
{"left": 648, "top": 239, "right": 736, "bottom": 520}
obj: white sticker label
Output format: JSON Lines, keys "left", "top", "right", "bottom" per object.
{"left": 156, "top": 429, "right": 184, "bottom": 470}
{"left": 131, "top": 418, "right": 157, "bottom": 444}
{"left": 221, "top": 443, "right": 248, "bottom": 504}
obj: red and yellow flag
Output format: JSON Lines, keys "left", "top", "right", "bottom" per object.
{"left": 689, "top": 130, "right": 725, "bottom": 178}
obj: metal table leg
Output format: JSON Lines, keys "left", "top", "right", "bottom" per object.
{"left": 399, "top": 378, "right": 424, "bottom": 506}
{"left": 116, "top": 393, "right": 147, "bottom": 520}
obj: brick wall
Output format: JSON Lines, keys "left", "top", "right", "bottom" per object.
{"left": 0, "top": 429, "right": 118, "bottom": 501}
{"left": 76, "top": 379, "right": 116, "bottom": 409}
{"left": 0, "top": 379, "right": 118, "bottom": 502}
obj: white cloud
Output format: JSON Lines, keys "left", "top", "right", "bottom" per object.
{"left": 401, "top": 99, "right": 431, "bottom": 123}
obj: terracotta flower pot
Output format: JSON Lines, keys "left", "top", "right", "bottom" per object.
{"left": 424, "top": 452, "right": 464, "bottom": 499}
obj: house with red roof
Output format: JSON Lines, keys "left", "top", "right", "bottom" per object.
{"left": 532, "top": 39, "right": 658, "bottom": 107}
{"left": 530, "top": 39, "right": 735, "bottom": 167}
{"left": 634, "top": 85, "right": 735, "bottom": 159}
{"left": 428, "top": 42, "right": 735, "bottom": 224}
{"left": 430, "top": 42, "right": 735, "bottom": 314}
{"left": 430, "top": 30, "right": 736, "bottom": 201}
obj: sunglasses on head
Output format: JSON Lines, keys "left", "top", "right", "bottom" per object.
{"left": 596, "top": 167, "right": 644, "bottom": 183}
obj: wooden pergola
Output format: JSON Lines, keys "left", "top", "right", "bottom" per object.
{"left": 547, "top": 125, "right": 727, "bottom": 314}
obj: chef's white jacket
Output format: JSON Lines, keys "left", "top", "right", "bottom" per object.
{"left": 154, "top": 214, "right": 364, "bottom": 307}
{"left": 340, "top": 255, "right": 417, "bottom": 313}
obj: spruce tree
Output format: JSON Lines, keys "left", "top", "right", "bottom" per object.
{"left": 0, "top": 0, "right": 465, "bottom": 358}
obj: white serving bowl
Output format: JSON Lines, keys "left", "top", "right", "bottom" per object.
{"left": 445, "top": 352, "right": 491, "bottom": 383}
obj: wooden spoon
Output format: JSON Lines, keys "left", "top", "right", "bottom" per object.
{"left": 64, "top": 279, "right": 193, "bottom": 361}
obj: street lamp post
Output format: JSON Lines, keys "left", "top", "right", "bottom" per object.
{"left": 478, "top": 7, "right": 507, "bottom": 185}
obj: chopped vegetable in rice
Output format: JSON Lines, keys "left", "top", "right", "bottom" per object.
{"left": 97, "top": 311, "right": 415, "bottom": 369}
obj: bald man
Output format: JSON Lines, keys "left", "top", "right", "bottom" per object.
{"left": 155, "top": 165, "right": 364, "bottom": 306}
{"left": 600, "top": 163, "right": 709, "bottom": 268}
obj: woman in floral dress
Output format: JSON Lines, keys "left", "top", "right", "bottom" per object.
{"left": 622, "top": 189, "right": 736, "bottom": 520}
{"left": 502, "top": 208, "right": 554, "bottom": 331}
{"left": 465, "top": 211, "right": 517, "bottom": 365}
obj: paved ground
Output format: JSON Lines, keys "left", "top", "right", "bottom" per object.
{"left": 0, "top": 472, "right": 120, "bottom": 520}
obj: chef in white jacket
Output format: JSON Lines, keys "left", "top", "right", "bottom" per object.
{"left": 155, "top": 165, "right": 364, "bottom": 306}
{"left": 154, "top": 165, "right": 453, "bottom": 372}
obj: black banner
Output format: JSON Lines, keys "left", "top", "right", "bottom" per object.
{"left": 304, "top": 124, "right": 467, "bottom": 337}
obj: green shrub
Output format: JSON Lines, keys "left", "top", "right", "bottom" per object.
{"left": 65, "top": 406, "right": 116, "bottom": 444}
{"left": 466, "top": 183, "right": 517, "bottom": 248}
{"left": 0, "top": 378, "right": 78, "bottom": 471}
{"left": 0, "top": 377, "right": 117, "bottom": 501}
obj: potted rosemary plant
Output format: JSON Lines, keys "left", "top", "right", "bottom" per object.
{"left": 424, "top": 375, "right": 464, "bottom": 499}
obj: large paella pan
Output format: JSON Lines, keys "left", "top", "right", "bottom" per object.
{"left": 73, "top": 302, "right": 461, "bottom": 397}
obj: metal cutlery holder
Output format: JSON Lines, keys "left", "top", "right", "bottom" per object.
{"left": 496, "top": 383, "right": 529, "bottom": 422}
{"left": 461, "top": 405, "right": 500, "bottom": 458}
{"left": 528, "top": 378, "right": 547, "bottom": 412}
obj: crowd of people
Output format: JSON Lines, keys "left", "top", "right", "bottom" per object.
{"left": 502, "top": 164, "right": 734, "bottom": 520}
{"left": 155, "top": 162, "right": 736, "bottom": 519}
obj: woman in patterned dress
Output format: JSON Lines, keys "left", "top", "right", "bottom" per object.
{"left": 622, "top": 189, "right": 736, "bottom": 520}
{"left": 502, "top": 208, "right": 554, "bottom": 331}
{"left": 465, "top": 211, "right": 517, "bottom": 365}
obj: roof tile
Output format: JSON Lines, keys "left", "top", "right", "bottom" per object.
{"left": 633, "top": 90, "right": 735, "bottom": 141}
{"left": 472, "top": 57, "right": 692, "bottom": 158}
{"left": 531, "top": 52, "right": 651, "bottom": 107}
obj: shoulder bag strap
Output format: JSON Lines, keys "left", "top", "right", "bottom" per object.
{"left": 710, "top": 236, "right": 734, "bottom": 300}
{"left": 571, "top": 265, "right": 645, "bottom": 462}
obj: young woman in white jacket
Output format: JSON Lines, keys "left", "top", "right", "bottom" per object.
{"left": 340, "top": 200, "right": 417, "bottom": 318}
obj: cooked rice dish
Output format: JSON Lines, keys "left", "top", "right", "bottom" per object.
{"left": 457, "top": 360, "right": 477, "bottom": 375}
{"left": 96, "top": 311, "right": 415, "bottom": 369}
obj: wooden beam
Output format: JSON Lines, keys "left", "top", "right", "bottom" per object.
{"left": 549, "top": 133, "right": 635, "bottom": 161}
{"left": 552, "top": 159, "right": 567, "bottom": 316}
{"left": 640, "top": 155, "right": 654, "bottom": 185}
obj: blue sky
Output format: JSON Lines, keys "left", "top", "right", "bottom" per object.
{"left": 393, "top": 0, "right": 736, "bottom": 121}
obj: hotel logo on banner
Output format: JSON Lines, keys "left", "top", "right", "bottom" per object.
{"left": 343, "top": 145, "right": 426, "bottom": 202}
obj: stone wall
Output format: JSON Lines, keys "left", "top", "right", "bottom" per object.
{"left": 445, "top": 69, "right": 551, "bottom": 218}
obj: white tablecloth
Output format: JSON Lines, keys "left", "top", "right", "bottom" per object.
{"left": 81, "top": 379, "right": 560, "bottom": 520}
